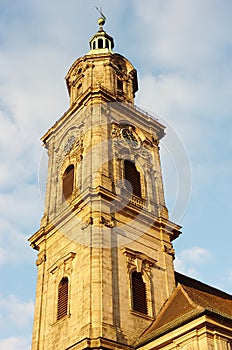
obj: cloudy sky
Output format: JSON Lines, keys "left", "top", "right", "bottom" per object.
{"left": 0, "top": 0, "right": 232, "bottom": 348}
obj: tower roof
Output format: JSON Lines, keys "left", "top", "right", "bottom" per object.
{"left": 88, "top": 12, "right": 114, "bottom": 55}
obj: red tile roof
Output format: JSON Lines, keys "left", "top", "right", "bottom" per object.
{"left": 176, "top": 272, "right": 232, "bottom": 319}
{"left": 137, "top": 272, "right": 232, "bottom": 347}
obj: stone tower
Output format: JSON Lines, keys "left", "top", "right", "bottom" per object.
{"left": 29, "top": 15, "right": 181, "bottom": 350}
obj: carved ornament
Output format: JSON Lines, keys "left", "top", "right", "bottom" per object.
{"left": 122, "top": 247, "right": 157, "bottom": 276}
{"left": 163, "top": 244, "right": 175, "bottom": 258}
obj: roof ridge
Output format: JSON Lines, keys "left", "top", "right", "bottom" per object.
{"left": 179, "top": 284, "right": 204, "bottom": 312}
{"left": 175, "top": 272, "right": 232, "bottom": 299}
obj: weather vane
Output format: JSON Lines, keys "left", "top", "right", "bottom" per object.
{"left": 95, "top": 6, "right": 106, "bottom": 28}
{"left": 95, "top": 6, "right": 106, "bottom": 20}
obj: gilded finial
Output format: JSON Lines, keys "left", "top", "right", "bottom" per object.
{"left": 96, "top": 6, "right": 106, "bottom": 29}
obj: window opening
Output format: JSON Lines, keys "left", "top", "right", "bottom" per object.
{"left": 98, "top": 38, "right": 103, "bottom": 49}
{"left": 57, "top": 277, "right": 69, "bottom": 320}
{"left": 62, "top": 164, "right": 74, "bottom": 201}
{"left": 117, "top": 78, "right": 123, "bottom": 91}
{"left": 132, "top": 272, "right": 148, "bottom": 315}
{"left": 124, "top": 160, "right": 141, "bottom": 197}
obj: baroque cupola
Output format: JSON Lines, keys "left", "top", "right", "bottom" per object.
{"left": 65, "top": 14, "right": 138, "bottom": 108}
{"left": 88, "top": 15, "right": 114, "bottom": 54}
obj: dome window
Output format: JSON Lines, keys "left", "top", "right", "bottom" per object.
{"left": 98, "top": 38, "right": 103, "bottom": 49}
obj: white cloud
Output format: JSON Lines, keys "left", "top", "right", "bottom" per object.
{"left": 175, "top": 246, "right": 211, "bottom": 278}
{"left": 179, "top": 246, "right": 211, "bottom": 263}
{"left": 0, "top": 337, "right": 30, "bottom": 350}
{"left": 137, "top": 74, "right": 198, "bottom": 117}
{"left": 134, "top": 0, "right": 232, "bottom": 71}
{"left": 0, "top": 219, "right": 35, "bottom": 266}
{"left": 223, "top": 271, "right": 232, "bottom": 293}
{"left": 133, "top": 1, "right": 232, "bottom": 255}
{"left": 0, "top": 294, "right": 34, "bottom": 332}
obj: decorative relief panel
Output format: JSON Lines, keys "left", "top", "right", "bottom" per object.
{"left": 55, "top": 122, "right": 84, "bottom": 167}
{"left": 122, "top": 247, "right": 157, "bottom": 276}
{"left": 81, "top": 213, "right": 114, "bottom": 230}
{"left": 111, "top": 122, "right": 156, "bottom": 152}
{"left": 48, "top": 252, "right": 76, "bottom": 281}
{"left": 111, "top": 123, "right": 141, "bottom": 149}
{"left": 36, "top": 251, "right": 46, "bottom": 266}
{"left": 163, "top": 244, "right": 175, "bottom": 258}
{"left": 55, "top": 137, "right": 84, "bottom": 167}
{"left": 64, "top": 135, "right": 76, "bottom": 154}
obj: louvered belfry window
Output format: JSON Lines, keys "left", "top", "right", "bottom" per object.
{"left": 57, "top": 277, "right": 69, "bottom": 320}
{"left": 132, "top": 271, "right": 148, "bottom": 315}
{"left": 62, "top": 164, "right": 74, "bottom": 201}
{"left": 124, "top": 160, "right": 142, "bottom": 197}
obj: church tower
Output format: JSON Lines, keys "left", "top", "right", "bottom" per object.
{"left": 29, "top": 15, "right": 181, "bottom": 350}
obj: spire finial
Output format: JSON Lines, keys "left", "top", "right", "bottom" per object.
{"left": 95, "top": 6, "right": 106, "bottom": 29}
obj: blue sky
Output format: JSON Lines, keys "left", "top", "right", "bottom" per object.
{"left": 0, "top": 0, "right": 232, "bottom": 348}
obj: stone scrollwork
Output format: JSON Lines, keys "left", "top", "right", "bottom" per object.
{"left": 81, "top": 216, "right": 93, "bottom": 230}
{"left": 100, "top": 215, "right": 115, "bottom": 228}
{"left": 48, "top": 252, "right": 76, "bottom": 279}
{"left": 111, "top": 122, "right": 142, "bottom": 150}
{"left": 36, "top": 252, "right": 46, "bottom": 266}
{"left": 54, "top": 121, "right": 84, "bottom": 166}
{"left": 64, "top": 135, "right": 76, "bottom": 154}
{"left": 55, "top": 152, "right": 63, "bottom": 165}
{"left": 139, "top": 148, "right": 151, "bottom": 160}
{"left": 101, "top": 105, "right": 110, "bottom": 115}
{"left": 122, "top": 247, "right": 157, "bottom": 275}
{"left": 163, "top": 244, "right": 175, "bottom": 258}
{"left": 111, "top": 123, "right": 121, "bottom": 138}
{"left": 81, "top": 214, "right": 114, "bottom": 229}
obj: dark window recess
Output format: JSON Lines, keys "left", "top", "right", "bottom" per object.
{"left": 124, "top": 160, "right": 141, "bottom": 197}
{"left": 57, "top": 277, "right": 69, "bottom": 320}
{"left": 62, "top": 164, "right": 74, "bottom": 201}
{"left": 132, "top": 272, "right": 148, "bottom": 315}
{"left": 117, "top": 79, "right": 123, "bottom": 91}
{"left": 93, "top": 41, "right": 96, "bottom": 50}
{"left": 98, "top": 38, "right": 103, "bottom": 48}
{"left": 105, "top": 39, "right": 109, "bottom": 49}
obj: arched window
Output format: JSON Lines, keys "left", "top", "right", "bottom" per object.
{"left": 62, "top": 164, "right": 74, "bottom": 201}
{"left": 132, "top": 272, "right": 148, "bottom": 315}
{"left": 98, "top": 38, "right": 103, "bottom": 48}
{"left": 124, "top": 160, "right": 141, "bottom": 197}
{"left": 105, "top": 39, "right": 109, "bottom": 49}
{"left": 57, "top": 277, "right": 69, "bottom": 320}
{"left": 93, "top": 41, "right": 96, "bottom": 50}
